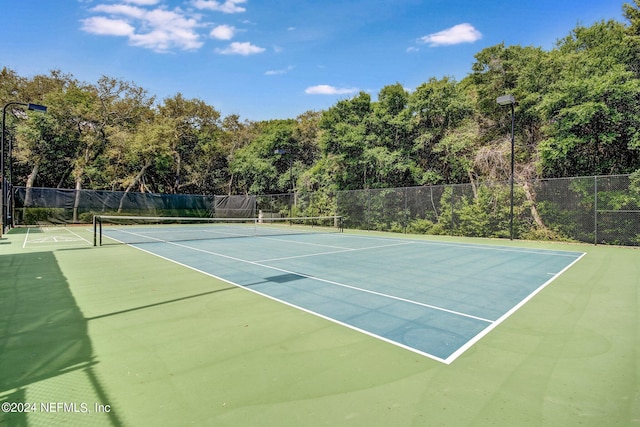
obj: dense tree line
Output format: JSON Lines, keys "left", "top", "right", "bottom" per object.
{"left": 3, "top": 2, "right": 640, "bottom": 201}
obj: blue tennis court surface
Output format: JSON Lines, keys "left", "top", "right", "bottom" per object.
{"left": 103, "top": 228, "right": 585, "bottom": 364}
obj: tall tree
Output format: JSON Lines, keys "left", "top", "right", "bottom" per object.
{"left": 409, "top": 77, "right": 474, "bottom": 184}
{"left": 537, "top": 20, "right": 640, "bottom": 176}
{"left": 12, "top": 71, "right": 75, "bottom": 203}
{"left": 156, "top": 94, "right": 222, "bottom": 193}
{"left": 318, "top": 92, "right": 372, "bottom": 189}
{"left": 220, "top": 114, "right": 254, "bottom": 195}
{"left": 229, "top": 120, "right": 297, "bottom": 195}
{"left": 94, "top": 77, "right": 155, "bottom": 193}
{"left": 367, "top": 84, "right": 416, "bottom": 187}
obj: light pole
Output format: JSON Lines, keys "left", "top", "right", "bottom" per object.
{"left": 1, "top": 102, "right": 48, "bottom": 235}
{"left": 274, "top": 148, "right": 293, "bottom": 219}
{"left": 496, "top": 94, "right": 516, "bottom": 240}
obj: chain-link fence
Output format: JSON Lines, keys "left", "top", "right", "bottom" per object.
{"left": 12, "top": 188, "right": 329, "bottom": 225}
{"left": 11, "top": 188, "right": 256, "bottom": 224}
{"left": 11, "top": 174, "right": 640, "bottom": 246}
{"left": 255, "top": 191, "right": 337, "bottom": 219}
{"left": 336, "top": 175, "right": 640, "bottom": 246}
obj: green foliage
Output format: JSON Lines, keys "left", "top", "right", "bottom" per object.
{"left": 406, "top": 218, "right": 436, "bottom": 234}
{"left": 5, "top": 2, "right": 640, "bottom": 239}
{"left": 537, "top": 64, "right": 640, "bottom": 176}
{"left": 230, "top": 119, "right": 297, "bottom": 195}
{"left": 19, "top": 208, "right": 66, "bottom": 224}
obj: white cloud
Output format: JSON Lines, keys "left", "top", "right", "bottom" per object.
{"left": 192, "top": 0, "right": 246, "bottom": 14}
{"left": 210, "top": 24, "right": 236, "bottom": 40}
{"left": 215, "top": 41, "right": 265, "bottom": 55}
{"left": 81, "top": 3, "right": 204, "bottom": 52}
{"left": 265, "top": 65, "right": 294, "bottom": 76}
{"left": 81, "top": 1, "right": 262, "bottom": 53}
{"left": 130, "top": 28, "right": 202, "bottom": 51}
{"left": 81, "top": 16, "right": 135, "bottom": 36}
{"left": 305, "top": 85, "right": 358, "bottom": 95}
{"left": 121, "top": 0, "right": 161, "bottom": 5}
{"left": 419, "top": 23, "right": 482, "bottom": 47}
{"left": 91, "top": 4, "right": 147, "bottom": 19}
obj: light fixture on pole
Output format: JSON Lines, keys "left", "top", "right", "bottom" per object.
{"left": 496, "top": 94, "right": 516, "bottom": 240}
{"left": 1, "top": 102, "right": 48, "bottom": 235}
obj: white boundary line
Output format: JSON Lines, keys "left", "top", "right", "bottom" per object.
{"left": 338, "top": 233, "right": 583, "bottom": 257}
{"left": 110, "top": 228, "right": 493, "bottom": 324}
{"left": 116, "top": 242, "right": 453, "bottom": 364}
{"left": 64, "top": 227, "right": 93, "bottom": 245}
{"left": 103, "top": 227, "right": 586, "bottom": 364}
{"left": 22, "top": 227, "right": 31, "bottom": 248}
{"left": 254, "top": 241, "right": 416, "bottom": 263}
{"left": 443, "top": 251, "right": 587, "bottom": 364}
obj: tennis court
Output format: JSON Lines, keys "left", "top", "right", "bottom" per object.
{"left": 97, "top": 217, "right": 584, "bottom": 364}
{"left": 1, "top": 224, "right": 637, "bottom": 426}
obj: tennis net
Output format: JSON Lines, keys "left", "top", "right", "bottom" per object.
{"left": 93, "top": 215, "right": 343, "bottom": 246}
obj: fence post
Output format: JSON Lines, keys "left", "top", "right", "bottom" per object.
{"left": 364, "top": 188, "right": 371, "bottom": 231}
{"left": 594, "top": 176, "right": 598, "bottom": 245}
{"left": 450, "top": 185, "right": 455, "bottom": 236}
{"left": 404, "top": 187, "right": 408, "bottom": 234}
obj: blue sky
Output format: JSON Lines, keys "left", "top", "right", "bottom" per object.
{"left": 2, "top": 0, "right": 625, "bottom": 121}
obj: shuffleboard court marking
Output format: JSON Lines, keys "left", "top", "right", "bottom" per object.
{"left": 64, "top": 227, "right": 93, "bottom": 245}
{"left": 22, "top": 227, "right": 92, "bottom": 248}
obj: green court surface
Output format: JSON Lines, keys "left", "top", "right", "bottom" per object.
{"left": 1, "top": 226, "right": 639, "bottom": 426}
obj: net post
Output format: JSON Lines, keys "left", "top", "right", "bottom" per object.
{"left": 99, "top": 216, "right": 103, "bottom": 246}
{"left": 93, "top": 215, "right": 97, "bottom": 246}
